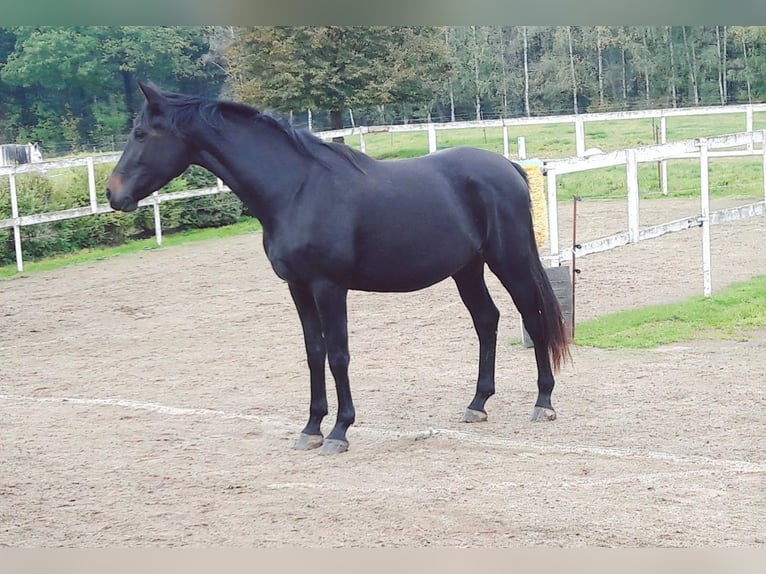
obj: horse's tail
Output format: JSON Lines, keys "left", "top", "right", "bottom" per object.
{"left": 511, "top": 161, "right": 571, "bottom": 373}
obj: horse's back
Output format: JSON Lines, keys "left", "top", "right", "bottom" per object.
{"left": 317, "top": 147, "right": 534, "bottom": 291}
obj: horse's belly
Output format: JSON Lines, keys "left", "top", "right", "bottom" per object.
{"left": 349, "top": 244, "right": 475, "bottom": 293}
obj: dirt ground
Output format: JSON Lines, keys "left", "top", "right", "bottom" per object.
{"left": 1, "top": 197, "right": 765, "bottom": 547}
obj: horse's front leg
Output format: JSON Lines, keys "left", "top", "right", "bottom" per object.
{"left": 289, "top": 283, "right": 328, "bottom": 450}
{"left": 312, "top": 281, "right": 354, "bottom": 455}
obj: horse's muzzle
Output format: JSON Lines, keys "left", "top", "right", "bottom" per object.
{"left": 106, "top": 174, "right": 138, "bottom": 212}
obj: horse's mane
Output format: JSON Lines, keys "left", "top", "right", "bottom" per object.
{"left": 151, "top": 91, "right": 366, "bottom": 172}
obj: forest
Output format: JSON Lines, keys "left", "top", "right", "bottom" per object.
{"left": 1, "top": 26, "right": 766, "bottom": 156}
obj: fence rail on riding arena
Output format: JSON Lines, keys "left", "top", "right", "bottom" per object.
{"left": 2, "top": 102, "right": 766, "bottom": 299}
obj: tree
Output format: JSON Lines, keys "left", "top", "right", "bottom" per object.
{"left": 0, "top": 26, "right": 224, "bottom": 152}
{"left": 228, "top": 26, "right": 451, "bottom": 132}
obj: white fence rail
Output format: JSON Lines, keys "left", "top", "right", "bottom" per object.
{"left": 0, "top": 153, "right": 233, "bottom": 272}
{"left": 3, "top": 102, "right": 766, "bottom": 281}
{"left": 315, "top": 102, "right": 766, "bottom": 161}
{"left": 543, "top": 130, "right": 766, "bottom": 297}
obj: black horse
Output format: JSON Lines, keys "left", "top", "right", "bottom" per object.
{"left": 106, "top": 82, "right": 570, "bottom": 454}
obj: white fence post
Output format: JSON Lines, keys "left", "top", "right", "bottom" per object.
{"left": 87, "top": 157, "right": 98, "bottom": 213}
{"left": 427, "top": 123, "right": 437, "bottom": 153}
{"left": 574, "top": 117, "right": 585, "bottom": 157}
{"left": 660, "top": 115, "right": 669, "bottom": 195}
{"left": 518, "top": 136, "right": 527, "bottom": 160}
{"left": 746, "top": 105, "right": 754, "bottom": 152}
{"left": 152, "top": 191, "right": 162, "bottom": 246}
{"left": 359, "top": 131, "right": 366, "bottom": 154}
{"left": 762, "top": 130, "right": 766, "bottom": 205}
{"left": 698, "top": 139, "right": 712, "bottom": 297}
{"left": 626, "top": 149, "right": 640, "bottom": 243}
{"left": 9, "top": 173, "right": 23, "bottom": 272}
{"left": 546, "top": 169, "right": 560, "bottom": 264}
{"left": 502, "top": 125, "right": 509, "bottom": 159}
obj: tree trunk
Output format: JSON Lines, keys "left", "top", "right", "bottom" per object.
{"left": 567, "top": 26, "right": 578, "bottom": 114}
{"left": 472, "top": 26, "right": 482, "bottom": 121}
{"left": 723, "top": 26, "right": 729, "bottom": 103}
{"left": 499, "top": 28, "right": 509, "bottom": 118}
{"left": 449, "top": 85, "right": 456, "bottom": 122}
{"left": 716, "top": 26, "right": 725, "bottom": 104}
{"left": 642, "top": 30, "right": 650, "bottom": 103}
{"left": 597, "top": 28, "right": 604, "bottom": 107}
{"left": 621, "top": 46, "right": 628, "bottom": 101}
{"left": 667, "top": 26, "right": 677, "bottom": 107}
{"left": 681, "top": 26, "right": 699, "bottom": 105}
{"left": 742, "top": 35, "right": 752, "bottom": 105}
{"left": 523, "top": 26, "right": 531, "bottom": 117}
{"left": 445, "top": 27, "right": 456, "bottom": 122}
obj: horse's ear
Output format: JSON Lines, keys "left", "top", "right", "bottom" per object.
{"left": 138, "top": 81, "right": 163, "bottom": 104}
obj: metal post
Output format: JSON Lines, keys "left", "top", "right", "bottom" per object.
{"left": 699, "top": 139, "right": 712, "bottom": 297}
{"left": 571, "top": 196, "right": 582, "bottom": 338}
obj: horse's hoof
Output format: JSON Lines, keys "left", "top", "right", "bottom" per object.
{"left": 294, "top": 433, "right": 324, "bottom": 450}
{"left": 319, "top": 438, "right": 349, "bottom": 455}
{"left": 462, "top": 408, "right": 488, "bottom": 423}
{"left": 531, "top": 406, "right": 557, "bottom": 422}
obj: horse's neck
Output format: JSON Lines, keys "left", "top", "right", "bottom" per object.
{"left": 192, "top": 122, "right": 310, "bottom": 228}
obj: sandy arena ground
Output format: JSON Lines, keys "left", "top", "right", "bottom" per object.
{"left": 1, "top": 197, "right": 765, "bottom": 547}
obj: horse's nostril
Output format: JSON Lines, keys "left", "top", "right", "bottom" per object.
{"left": 105, "top": 188, "right": 112, "bottom": 201}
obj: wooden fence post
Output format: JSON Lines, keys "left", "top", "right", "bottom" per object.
{"left": 574, "top": 117, "right": 585, "bottom": 157}
{"left": 626, "top": 149, "right": 640, "bottom": 243}
{"left": 660, "top": 115, "right": 669, "bottom": 195}
{"left": 427, "top": 123, "right": 437, "bottom": 153}
{"left": 87, "top": 157, "right": 98, "bottom": 213}
{"left": 9, "top": 173, "right": 23, "bottom": 272}
{"left": 546, "top": 169, "right": 560, "bottom": 263}
{"left": 699, "top": 139, "right": 712, "bottom": 297}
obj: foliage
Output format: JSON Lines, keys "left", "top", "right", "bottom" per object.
{"left": 0, "top": 26, "right": 225, "bottom": 154}
{"left": 227, "top": 26, "right": 452, "bottom": 128}
{"left": 0, "top": 164, "right": 244, "bottom": 265}
{"left": 4, "top": 26, "right": 766, "bottom": 153}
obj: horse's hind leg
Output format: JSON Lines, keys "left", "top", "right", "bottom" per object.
{"left": 487, "top": 262, "right": 557, "bottom": 422}
{"left": 452, "top": 257, "right": 500, "bottom": 423}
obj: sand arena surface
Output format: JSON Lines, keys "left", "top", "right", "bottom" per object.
{"left": 1, "top": 197, "right": 765, "bottom": 546}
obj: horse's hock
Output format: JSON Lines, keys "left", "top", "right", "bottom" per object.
{"left": 521, "top": 265, "right": 573, "bottom": 348}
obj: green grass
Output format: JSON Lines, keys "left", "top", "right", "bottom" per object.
{"left": 344, "top": 111, "right": 766, "bottom": 161}
{"left": 0, "top": 217, "right": 262, "bottom": 279}
{"left": 557, "top": 157, "right": 766, "bottom": 201}
{"left": 575, "top": 275, "right": 766, "bottom": 349}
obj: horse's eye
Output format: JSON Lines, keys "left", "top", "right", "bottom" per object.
{"left": 133, "top": 128, "right": 147, "bottom": 141}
